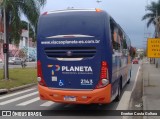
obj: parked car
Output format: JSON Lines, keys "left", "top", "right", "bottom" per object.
{"left": 132, "top": 58, "right": 139, "bottom": 64}
{"left": 9, "top": 57, "right": 22, "bottom": 65}
{"left": 26, "top": 57, "right": 36, "bottom": 62}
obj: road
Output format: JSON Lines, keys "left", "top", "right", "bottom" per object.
{"left": 0, "top": 62, "right": 36, "bottom": 69}
{"left": 0, "top": 64, "right": 140, "bottom": 119}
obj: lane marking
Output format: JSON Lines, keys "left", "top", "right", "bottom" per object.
{"left": 40, "top": 101, "right": 54, "bottom": 107}
{"left": 116, "top": 65, "right": 140, "bottom": 110}
{"left": 17, "top": 97, "right": 40, "bottom": 106}
{"left": 132, "top": 66, "right": 141, "bottom": 92}
{"left": 0, "top": 92, "right": 38, "bottom": 105}
{"left": 0, "top": 88, "right": 36, "bottom": 100}
{"left": 116, "top": 91, "right": 131, "bottom": 110}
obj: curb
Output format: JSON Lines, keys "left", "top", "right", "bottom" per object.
{"left": 128, "top": 62, "right": 142, "bottom": 104}
{"left": 0, "top": 83, "right": 37, "bottom": 94}
{"left": 143, "top": 96, "right": 147, "bottom": 119}
{"left": 142, "top": 62, "right": 147, "bottom": 119}
{"left": 122, "top": 62, "right": 142, "bottom": 119}
{"left": 0, "top": 89, "right": 8, "bottom": 94}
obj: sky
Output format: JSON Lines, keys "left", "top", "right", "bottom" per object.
{"left": 39, "top": 0, "right": 156, "bottom": 48}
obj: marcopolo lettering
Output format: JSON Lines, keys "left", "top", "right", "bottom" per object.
{"left": 62, "top": 66, "right": 92, "bottom": 72}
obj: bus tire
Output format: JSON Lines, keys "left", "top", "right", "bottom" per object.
{"left": 115, "top": 79, "right": 122, "bottom": 102}
{"left": 127, "top": 70, "right": 132, "bottom": 84}
{"left": 127, "top": 78, "right": 130, "bottom": 84}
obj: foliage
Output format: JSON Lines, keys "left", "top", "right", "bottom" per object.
{"left": 20, "top": 20, "right": 36, "bottom": 42}
{"left": 130, "top": 47, "right": 136, "bottom": 58}
{"left": 142, "top": 0, "right": 160, "bottom": 28}
{"left": 140, "top": 54, "right": 144, "bottom": 59}
{"left": 18, "top": 49, "right": 27, "bottom": 58}
{"left": 0, "top": 0, "right": 46, "bottom": 44}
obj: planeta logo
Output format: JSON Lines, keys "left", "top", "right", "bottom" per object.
{"left": 48, "top": 65, "right": 60, "bottom": 75}
{"left": 61, "top": 66, "right": 92, "bottom": 72}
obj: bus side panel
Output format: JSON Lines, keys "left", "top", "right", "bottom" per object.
{"left": 103, "top": 17, "right": 117, "bottom": 101}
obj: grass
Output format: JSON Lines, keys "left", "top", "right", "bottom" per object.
{"left": 0, "top": 68, "right": 37, "bottom": 89}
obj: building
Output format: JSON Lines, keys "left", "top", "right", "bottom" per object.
{"left": 136, "top": 48, "right": 144, "bottom": 58}
{"left": 0, "top": 23, "right": 36, "bottom": 61}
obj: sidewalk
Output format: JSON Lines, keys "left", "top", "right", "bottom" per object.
{"left": 142, "top": 61, "right": 160, "bottom": 118}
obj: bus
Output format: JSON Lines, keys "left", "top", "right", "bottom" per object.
{"left": 37, "top": 8, "right": 132, "bottom": 104}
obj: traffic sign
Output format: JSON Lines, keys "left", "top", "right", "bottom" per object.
{"left": 147, "top": 38, "right": 160, "bottom": 58}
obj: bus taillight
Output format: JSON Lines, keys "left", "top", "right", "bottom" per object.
{"left": 37, "top": 60, "right": 47, "bottom": 86}
{"left": 96, "top": 61, "right": 109, "bottom": 89}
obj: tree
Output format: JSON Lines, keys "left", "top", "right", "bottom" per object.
{"left": 9, "top": 20, "right": 36, "bottom": 44}
{"left": 142, "top": 0, "right": 160, "bottom": 27}
{"left": 142, "top": 0, "right": 160, "bottom": 28}
{"left": 18, "top": 49, "right": 27, "bottom": 58}
{"left": 130, "top": 46, "right": 136, "bottom": 59}
{"left": 0, "top": 0, "right": 46, "bottom": 44}
{"left": 21, "top": 20, "right": 35, "bottom": 41}
{"left": 0, "top": 0, "right": 46, "bottom": 79}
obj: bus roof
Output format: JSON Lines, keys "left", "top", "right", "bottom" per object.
{"left": 42, "top": 8, "right": 104, "bottom": 15}
{"left": 38, "top": 8, "right": 109, "bottom": 39}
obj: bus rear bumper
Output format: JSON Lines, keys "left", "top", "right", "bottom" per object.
{"left": 38, "top": 84, "right": 112, "bottom": 104}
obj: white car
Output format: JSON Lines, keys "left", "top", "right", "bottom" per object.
{"left": 9, "top": 57, "right": 22, "bottom": 65}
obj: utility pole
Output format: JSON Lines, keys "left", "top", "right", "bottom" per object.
{"left": 2, "top": 0, "right": 9, "bottom": 80}
{"left": 27, "top": 22, "right": 29, "bottom": 61}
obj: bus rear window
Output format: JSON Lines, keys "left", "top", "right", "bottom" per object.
{"left": 38, "top": 12, "right": 104, "bottom": 38}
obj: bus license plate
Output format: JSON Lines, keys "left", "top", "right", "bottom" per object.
{"left": 64, "top": 96, "right": 76, "bottom": 101}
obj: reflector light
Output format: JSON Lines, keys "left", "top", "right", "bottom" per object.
{"left": 37, "top": 60, "right": 47, "bottom": 86}
{"left": 102, "top": 79, "right": 109, "bottom": 85}
{"left": 37, "top": 77, "right": 41, "bottom": 82}
{"left": 96, "top": 61, "right": 109, "bottom": 89}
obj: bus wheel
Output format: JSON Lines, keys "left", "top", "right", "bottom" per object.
{"left": 115, "top": 81, "right": 121, "bottom": 102}
{"left": 127, "top": 70, "right": 131, "bottom": 84}
{"left": 127, "top": 78, "right": 130, "bottom": 84}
